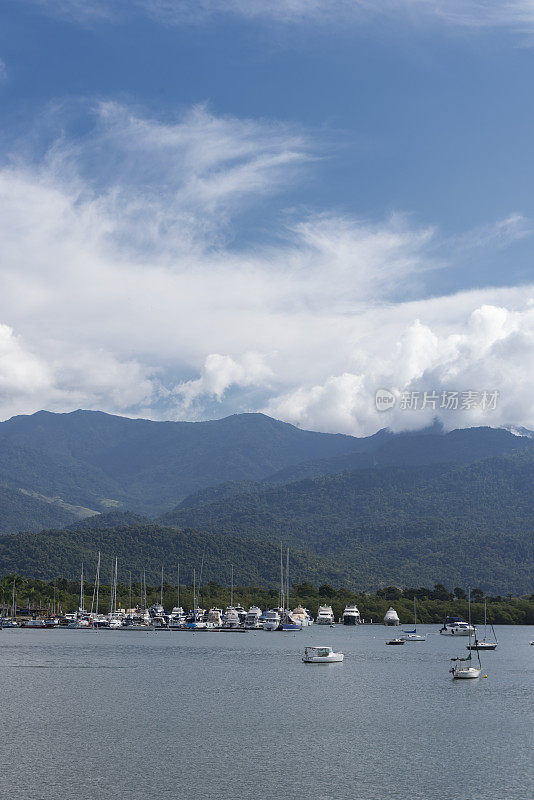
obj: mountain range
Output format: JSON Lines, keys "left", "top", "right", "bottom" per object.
{"left": 0, "top": 409, "right": 532, "bottom": 592}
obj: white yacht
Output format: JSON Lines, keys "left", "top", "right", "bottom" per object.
{"left": 342, "top": 604, "right": 361, "bottom": 625}
{"left": 244, "top": 606, "right": 262, "bottom": 629}
{"left": 291, "top": 605, "right": 312, "bottom": 627}
{"left": 222, "top": 607, "right": 241, "bottom": 628}
{"left": 206, "top": 608, "right": 223, "bottom": 628}
{"left": 383, "top": 607, "right": 400, "bottom": 626}
{"left": 316, "top": 605, "right": 335, "bottom": 625}
{"left": 302, "top": 646, "right": 343, "bottom": 663}
{"left": 263, "top": 610, "right": 281, "bottom": 631}
{"left": 440, "top": 616, "right": 476, "bottom": 636}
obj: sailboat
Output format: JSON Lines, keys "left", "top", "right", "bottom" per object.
{"left": 467, "top": 599, "right": 497, "bottom": 651}
{"left": 449, "top": 590, "right": 482, "bottom": 679}
{"left": 400, "top": 598, "right": 426, "bottom": 641}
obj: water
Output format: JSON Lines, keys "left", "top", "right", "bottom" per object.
{"left": 0, "top": 624, "right": 532, "bottom": 800}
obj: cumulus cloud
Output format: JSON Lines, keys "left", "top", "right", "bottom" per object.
{"left": 266, "top": 303, "right": 534, "bottom": 434}
{"left": 173, "top": 353, "right": 273, "bottom": 412}
{"left": 0, "top": 101, "right": 533, "bottom": 434}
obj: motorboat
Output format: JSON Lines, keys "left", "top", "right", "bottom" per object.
{"left": 383, "top": 607, "right": 400, "bottom": 626}
{"left": 280, "top": 610, "right": 302, "bottom": 631}
{"left": 316, "top": 605, "right": 335, "bottom": 625}
{"left": 206, "top": 608, "right": 223, "bottom": 628}
{"left": 21, "top": 618, "right": 48, "bottom": 629}
{"left": 440, "top": 615, "right": 476, "bottom": 636}
{"left": 244, "top": 606, "right": 262, "bottom": 629}
{"left": 386, "top": 638, "right": 405, "bottom": 645}
{"left": 342, "top": 604, "right": 361, "bottom": 625}
{"left": 291, "top": 605, "right": 313, "bottom": 626}
{"left": 222, "top": 607, "right": 241, "bottom": 628}
{"left": 262, "top": 610, "right": 281, "bottom": 631}
{"left": 168, "top": 607, "right": 187, "bottom": 629}
{"left": 302, "top": 646, "right": 343, "bottom": 663}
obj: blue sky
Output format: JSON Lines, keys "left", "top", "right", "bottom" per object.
{"left": 0, "top": 1, "right": 533, "bottom": 434}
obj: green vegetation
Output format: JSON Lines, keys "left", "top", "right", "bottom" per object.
{"left": 161, "top": 451, "right": 534, "bottom": 594}
{"left": 1, "top": 574, "right": 532, "bottom": 625}
{"left": 0, "top": 411, "right": 533, "bottom": 593}
{"left": 0, "top": 486, "right": 78, "bottom": 534}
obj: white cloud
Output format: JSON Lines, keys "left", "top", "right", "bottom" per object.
{"left": 0, "top": 101, "right": 533, "bottom": 435}
{"left": 173, "top": 353, "right": 273, "bottom": 412}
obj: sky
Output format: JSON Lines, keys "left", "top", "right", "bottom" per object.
{"left": 0, "top": 0, "right": 533, "bottom": 435}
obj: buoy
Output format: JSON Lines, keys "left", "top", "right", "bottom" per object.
{"left": 483, "top": 674, "right": 488, "bottom": 678}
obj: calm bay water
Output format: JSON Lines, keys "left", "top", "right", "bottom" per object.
{"left": 0, "top": 624, "right": 532, "bottom": 800}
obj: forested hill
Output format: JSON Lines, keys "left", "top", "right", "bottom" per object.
{"left": 0, "top": 409, "right": 532, "bottom": 532}
{"left": 0, "top": 410, "right": 364, "bottom": 521}
{"left": 0, "top": 514, "right": 350, "bottom": 588}
{"left": 160, "top": 450, "right": 534, "bottom": 594}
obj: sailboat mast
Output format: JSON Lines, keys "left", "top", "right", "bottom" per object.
{"left": 160, "top": 564, "right": 164, "bottom": 607}
{"left": 230, "top": 564, "right": 234, "bottom": 607}
{"left": 12, "top": 579, "right": 16, "bottom": 621}
{"left": 129, "top": 571, "right": 132, "bottom": 614}
{"left": 193, "top": 568, "right": 196, "bottom": 616}
{"left": 95, "top": 551, "right": 101, "bottom": 616}
{"left": 80, "top": 562, "right": 84, "bottom": 612}
{"left": 280, "top": 543, "right": 283, "bottom": 610}
{"left": 177, "top": 563, "right": 180, "bottom": 610}
{"left": 286, "top": 548, "right": 290, "bottom": 611}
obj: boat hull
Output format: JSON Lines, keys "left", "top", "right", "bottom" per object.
{"left": 303, "top": 655, "right": 343, "bottom": 663}
{"left": 451, "top": 667, "right": 481, "bottom": 679}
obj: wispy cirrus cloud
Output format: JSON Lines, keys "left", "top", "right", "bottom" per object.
{"left": 0, "top": 100, "right": 533, "bottom": 434}
{"left": 19, "top": 0, "right": 534, "bottom": 39}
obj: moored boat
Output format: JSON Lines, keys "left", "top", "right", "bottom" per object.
{"left": 263, "top": 610, "right": 281, "bottom": 631}
{"left": 342, "top": 604, "right": 361, "bottom": 625}
{"left": 440, "top": 616, "right": 476, "bottom": 636}
{"left": 302, "top": 646, "right": 343, "bottom": 663}
{"left": 384, "top": 607, "right": 400, "bottom": 626}
{"left": 316, "top": 605, "right": 335, "bottom": 625}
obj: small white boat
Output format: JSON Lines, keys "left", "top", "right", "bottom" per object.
{"left": 400, "top": 599, "right": 426, "bottom": 641}
{"left": 450, "top": 663, "right": 482, "bottom": 679}
{"left": 450, "top": 590, "right": 482, "bottom": 680}
{"left": 386, "top": 638, "right": 405, "bottom": 645}
{"left": 302, "top": 646, "right": 343, "bottom": 663}
{"left": 467, "top": 600, "right": 497, "bottom": 651}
